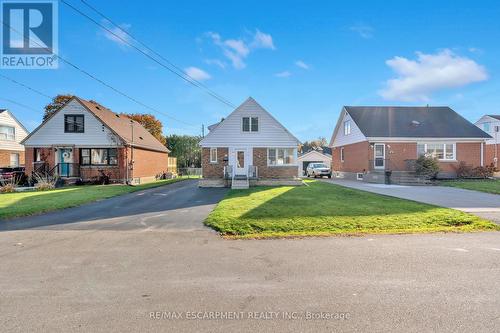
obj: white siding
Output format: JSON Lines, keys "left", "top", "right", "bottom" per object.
{"left": 200, "top": 98, "right": 299, "bottom": 148}
{"left": 331, "top": 111, "right": 366, "bottom": 147}
{"left": 23, "top": 100, "right": 121, "bottom": 147}
{"left": 475, "top": 115, "right": 500, "bottom": 145}
{"left": 0, "top": 110, "right": 28, "bottom": 151}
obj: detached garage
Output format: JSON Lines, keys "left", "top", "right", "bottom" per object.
{"left": 297, "top": 149, "right": 332, "bottom": 176}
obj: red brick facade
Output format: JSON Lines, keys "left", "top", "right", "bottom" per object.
{"left": 0, "top": 149, "right": 25, "bottom": 167}
{"left": 201, "top": 147, "right": 228, "bottom": 179}
{"left": 484, "top": 144, "right": 499, "bottom": 168}
{"left": 332, "top": 140, "right": 486, "bottom": 175}
{"left": 24, "top": 146, "right": 168, "bottom": 183}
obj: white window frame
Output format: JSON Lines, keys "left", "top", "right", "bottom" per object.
{"left": 242, "top": 116, "right": 259, "bottom": 133}
{"left": 210, "top": 148, "right": 217, "bottom": 163}
{"left": 340, "top": 147, "right": 345, "bottom": 162}
{"left": 483, "top": 122, "right": 491, "bottom": 132}
{"left": 10, "top": 153, "right": 19, "bottom": 167}
{"left": 343, "top": 120, "right": 351, "bottom": 135}
{"left": 0, "top": 125, "right": 15, "bottom": 141}
{"left": 267, "top": 148, "right": 296, "bottom": 166}
{"left": 417, "top": 143, "right": 456, "bottom": 161}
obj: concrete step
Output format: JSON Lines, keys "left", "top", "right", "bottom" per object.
{"left": 231, "top": 179, "right": 249, "bottom": 189}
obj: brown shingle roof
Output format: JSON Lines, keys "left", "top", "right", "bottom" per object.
{"left": 76, "top": 97, "right": 169, "bottom": 153}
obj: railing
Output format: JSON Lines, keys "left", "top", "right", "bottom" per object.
{"left": 223, "top": 165, "right": 233, "bottom": 179}
{"left": 368, "top": 159, "right": 417, "bottom": 172}
{"left": 248, "top": 165, "right": 258, "bottom": 179}
{"left": 33, "top": 161, "right": 50, "bottom": 175}
{"left": 50, "top": 163, "right": 81, "bottom": 178}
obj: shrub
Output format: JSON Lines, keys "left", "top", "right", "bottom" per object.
{"left": 32, "top": 172, "right": 57, "bottom": 191}
{"left": 455, "top": 162, "right": 495, "bottom": 179}
{"left": 415, "top": 155, "right": 440, "bottom": 179}
{"left": 0, "top": 183, "right": 16, "bottom": 193}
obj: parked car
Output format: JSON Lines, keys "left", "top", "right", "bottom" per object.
{"left": 306, "top": 163, "right": 332, "bottom": 178}
{"left": 0, "top": 167, "right": 27, "bottom": 185}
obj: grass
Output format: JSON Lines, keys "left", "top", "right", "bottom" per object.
{"left": 440, "top": 179, "right": 500, "bottom": 195}
{"left": 0, "top": 177, "right": 192, "bottom": 220}
{"left": 205, "top": 180, "right": 499, "bottom": 238}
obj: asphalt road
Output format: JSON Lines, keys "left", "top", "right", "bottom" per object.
{"left": 1, "top": 180, "right": 500, "bottom": 332}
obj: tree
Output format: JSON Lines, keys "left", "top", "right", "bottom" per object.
{"left": 300, "top": 137, "right": 328, "bottom": 152}
{"left": 165, "top": 134, "right": 201, "bottom": 168}
{"left": 43, "top": 94, "right": 73, "bottom": 121}
{"left": 123, "top": 113, "right": 166, "bottom": 145}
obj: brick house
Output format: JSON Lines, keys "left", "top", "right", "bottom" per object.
{"left": 329, "top": 106, "right": 491, "bottom": 183}
{"left": 0, "top": 109, "right": 28, "bottom": 168}
{"left": 475, "top": 115, "right": 500, "bottom": 170}
{"left": 199, "top": 97, "right": 301, "bottom": 188}
{"left": 22, "top": 96, "right": 169, "bottom": 184}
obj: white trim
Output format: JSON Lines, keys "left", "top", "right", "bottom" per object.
{"left": 241, "top": 116, "right": 259, "bottom": 133}
{"left": 209, "top": 147, "right": 217, "bottom": 163}
{"left": 340, "top": 147, "right": 345, "bottom": 162}
{"left": 267, "top": 147, "right": 297, "bottom": 167}
{"left": 417, "top": 142, "right": 456, "bottom": 161}
{"left": 481, "top": 142, "right": 484, "bottom": 167}
{"left": 373, "top": 143, "right": 385, "bottom": 169}
{"left": 343, "top": 120, "right": 351, "bottom": 135}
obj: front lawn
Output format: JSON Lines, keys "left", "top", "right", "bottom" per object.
{"left": 440, "top": 179, "right": 500, "bottom": 195}
{"left": 205, "top": 180, "right": 498, "bottom": 238}
{"left": 0, "top": 177, "right": 190, "bottom": 220}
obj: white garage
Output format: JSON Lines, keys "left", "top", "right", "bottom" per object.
{"left": 297, "top": 149, "right": 332, "bottom": 177}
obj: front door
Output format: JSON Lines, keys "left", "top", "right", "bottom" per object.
{"left": 374, "top": 143, "right": 385, "bottom": 170}
{"left": 235, "top": 150, "right": 246, "bottom": 175}
{"left": 58, "top": 148, "right": 74, "bottom": 177}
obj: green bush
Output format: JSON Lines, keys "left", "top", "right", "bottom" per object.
{"left": 415, "top": 155, "right": 440, "bottom": 179}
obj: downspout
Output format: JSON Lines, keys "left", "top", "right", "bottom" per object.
{"left": 480, "top": 142, "right": 484, "bottom": 167}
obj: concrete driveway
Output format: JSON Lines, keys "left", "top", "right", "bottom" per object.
{"left": 321, "top": 179, "right": 500, "bottom": 224}
{"left": 1, "top": 180, "right": 500, "bottom": 332}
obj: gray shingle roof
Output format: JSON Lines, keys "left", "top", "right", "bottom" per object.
{"left": 487, "top": 115, "right": 500, "bottom": 121}
{"left": 345, "top": 106, "right": 491, "bottom": 138}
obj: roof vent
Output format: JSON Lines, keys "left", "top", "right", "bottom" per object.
{"left": 139, "top": 136, "right": 143, "bottom": 140}
{"left": 95, "top": 106, "right": 101, "bottom": 110}
{"left": 115, "top": 114, "right": 120, "bottom": 118}
{"left": 411, "top": 120, "right": 421, "bottom": 126}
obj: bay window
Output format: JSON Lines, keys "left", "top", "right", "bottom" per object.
{"left": 268, "top": 148, "right": 295, "bottom": 166}
{"left": 417, "top": 143, "right": 455, "bottom": 161}
{"left": 80, "top": 148, "right": 118, "bottom": 166}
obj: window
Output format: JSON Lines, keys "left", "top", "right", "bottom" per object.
{"left": 210, "top": 148, "right": 217, "bottom": 163}
{"left": 344, "top": 120, "right": 351, "bottom": 135}
{"left": 64, "top": 115, "right": 84, "bottom": 133}
{"left": 268, "top": 148, "right": 295, "bottom": 166}
{"left": 10, "top": 153, "right": 19, "bottom": 167}
{"left": 483, "top": 122, "right": 491, "bottom": 132}
{"left": 0, "top": 125, "right": 15, "bottom": 141}
{"left": 80, "top": 148, "right": 117, "bottom": 165}
{"left": 340, "top": 147, "right": 345, "bottom": 162}
{"left": 34, "top": 148, "right": 42, "bottom": 162}
{"left": 242, "top": 117, "right": 258, "bottom": 132}
{"left": 417, "top": 143, "right": 455, "bottom": 161}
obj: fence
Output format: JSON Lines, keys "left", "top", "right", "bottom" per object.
{"left": 177, "top": 167, "right": 202, "bottom": 178}
{"left": 167, "top": 157, "right": 177, "bottom": 173}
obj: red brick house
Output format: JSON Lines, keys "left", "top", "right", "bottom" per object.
{"left": 329, "top": 106, "right": 491, "bottom": 183}
{"left": 475, "top": 115, "right": 500, "bottom": 170}
{"left": 199, "top": 97, "right": 301, "bottom": 188}
{"left": 22, "top": 96, "right": 169, "bottom": 184}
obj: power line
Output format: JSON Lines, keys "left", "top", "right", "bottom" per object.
{"left": 61, "top": 0, "right": 236, "bottom": 109}
{"left": 0, "top": 96, "right": 41, "bottom": 113}
{"left": 0, "top": 73, "right": 52, "bottom": 99}
{"left": 1, "top": 20, "right": 196, "bottom": 127}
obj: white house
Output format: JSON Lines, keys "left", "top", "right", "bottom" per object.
{"left": 199, "top": 97, "right": 301, "bottom": 188}
{"left": 475, "top": 115, "right": 500, "bottom": 168}
{"left": 0, "top": 109, "right": 28, "bottom": 167}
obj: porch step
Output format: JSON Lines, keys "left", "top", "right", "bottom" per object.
{"left": 231, "top": 178, "right": 249, "bottom": 189}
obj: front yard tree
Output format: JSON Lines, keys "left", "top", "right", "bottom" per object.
{"left": 123, "top": 113, "right": 166, "bottom": 145}
{"left": 43, "top": 94, "right": 74, "bottom": 121}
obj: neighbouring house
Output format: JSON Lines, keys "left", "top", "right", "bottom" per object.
{"left": 297, "top": 146, "right": 332, "bottom": 176}
{"left": 329, "top": 106, "right": 491, "bottom": 183}
{"left": 22, "top": 96, "right": 170, "bottom": 184}
{"left": 475, "top": 115, "right": 500, "bottom": 169}
{"left": 0, "top": 109, "right": 28, "bottom": 167}
{"left": 199, "top": 97, "right": 301, "bottom": 188}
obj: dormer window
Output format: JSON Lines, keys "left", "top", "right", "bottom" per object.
{"left": 64, "top": 115, "right": 85, "bottom": 133}
{"left": 343, "top": 120, "right": 351, "bottom": 135}
{"left": 242, "top": 117, "right": 258, "bottom": 132}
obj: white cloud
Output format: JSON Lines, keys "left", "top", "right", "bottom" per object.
{"left": 295, "top": 60, "right": 309, "bottom": 70}
{"left": 350, "top": 24, "right": 374, "bottom": 39}
{"left": 275, "top": 71, "right": 291, "bottom": 78}
{"left": 204, "top": 29, "right": 275, "bottom": 69}
{"left": 379, "top": 49, "right": 488, "bottom": 102}
{"left": 102, "top": 20, "right": 132, "bottom": 46}
{"left": 251, "top": 29, "right": 275, "bottom": 50}
{"left": 205, "top": 58, "right": 226, "bottom": 69}
{"left": 184, "top": 67, "right": 211, "bottom": 81}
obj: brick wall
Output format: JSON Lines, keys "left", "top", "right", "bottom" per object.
{"left": 484, "top": 144, "right": 499, "bottom": 168}
{"left": 331, "top": 141, "right": 370, "bottom": 172}
{"left": 253, "top": 148, "right": 298, "bottom": 179}
{"left": 130, "top": 147, "right": 168, "bottom": 179}
{"left": 24, "top": 147, "right": 55, "bottom": 175}
{"left": 202, "top": 147, "right": 228, "bottom": 179}
{"left": 0, "top": 149, "right": 25, "bottom": 167}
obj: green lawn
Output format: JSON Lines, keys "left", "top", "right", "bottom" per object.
{"left": 0, "top": 177, "right": 191, "bottom": 220}
{"left": 205, "top": 180, "right": 499, "bottom": 238}
{"left": 440, "top": 179, "right": 500, "bottom": 195}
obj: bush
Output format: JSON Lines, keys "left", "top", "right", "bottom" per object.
{"left": 455, "top": 162, "right": 495, "bottom": 179}
{"left": 32, "top": 173, "right": 57, "bottom": 191}
{"left": 0, "top": 183, "right": 16, "bottom": 193}
{"left": 415, "top": 155, "right": 440, "bottom": 179}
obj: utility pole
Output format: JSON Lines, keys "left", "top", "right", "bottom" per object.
{"left": 202, "top": 124, "right": 205, "bottom": 137}
{"left": 130, "top": 120, "right": 134, "bottom": 184}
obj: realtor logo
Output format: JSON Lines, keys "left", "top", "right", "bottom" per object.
{"left": 1, "top": 0, "right": 58, "bottom": 69}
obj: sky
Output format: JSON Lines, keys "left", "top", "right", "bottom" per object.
{"left": 2, "top": 0, "right": 500, "bottom": 142}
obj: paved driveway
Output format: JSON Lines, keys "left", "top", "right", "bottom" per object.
{"left": 1, "top": 180, "right": 500, "bottom": 332}
{"left": 321, "top": 179, "right": 500, "bottom": 223}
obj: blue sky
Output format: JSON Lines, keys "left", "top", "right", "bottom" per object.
{"left": 2, "top": 0, "right": 500, "bottom": 141}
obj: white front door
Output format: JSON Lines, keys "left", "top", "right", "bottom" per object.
{"left": 235, "top": 149, "right": 246, "bottom": 175}
{"left": 374, "top": 143, "right": 385, "bottom": 169}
